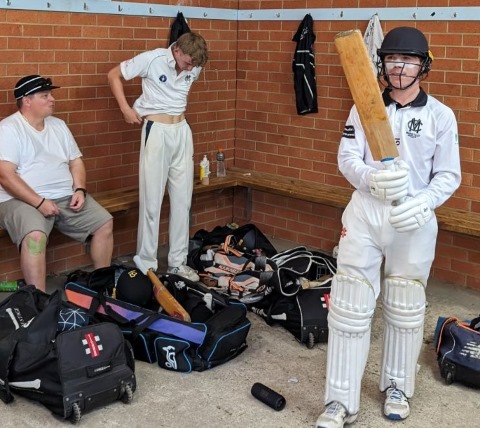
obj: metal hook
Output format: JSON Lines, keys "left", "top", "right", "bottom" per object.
{"left": 83, "top": 2, "right": 88, "bottom": 11}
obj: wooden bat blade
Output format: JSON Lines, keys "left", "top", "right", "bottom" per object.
{"left": 334, "top": 29, "right": 398, "bottom": 162}
{"left": 133, "top": 256, "right": 191, "bottom": 322}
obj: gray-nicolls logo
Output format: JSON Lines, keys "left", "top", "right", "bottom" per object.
{"left": 163, "top": 345, "right": 177, "bottom": 370}
{"left": 82, "top": 332, "right": 103, "bottom": 358}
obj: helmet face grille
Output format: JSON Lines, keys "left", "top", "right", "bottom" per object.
{"left": 377, "top": 27, "right": 429, "bottom": 59}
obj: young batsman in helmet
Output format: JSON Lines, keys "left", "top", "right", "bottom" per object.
{"left": 316, "top": 27, "right": 461, "bottom": 428}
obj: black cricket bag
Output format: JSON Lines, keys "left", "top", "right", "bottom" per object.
{"left": 187, "top": 224, "right": 278, "bottom": 303}
{"left": 250, "top": 285, "right": 331, "bottom": 348}
{"left": 65, "top": 272, "right": 251, "bottom": 373}
{"left": 435, "top": 315, "right": 480, "bottom": 388}
{"left": 0, "top": 286, "right": 136, "bottom": 423}
{"left": 188, "top": 223, "right": 277, "bottom": 271}
{"left": 250, "top": 247, "right": 336, "bottom": 348}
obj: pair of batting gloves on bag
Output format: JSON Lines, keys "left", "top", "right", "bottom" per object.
{"left": 369, "top": 160, "right": 432, "bottom": 233}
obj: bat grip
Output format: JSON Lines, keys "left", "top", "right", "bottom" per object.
{"left": 381, "top": 158, "right": 406, "bottom": 205}
{"left": 381, "top": 158, "right": 396, "bottom": 171}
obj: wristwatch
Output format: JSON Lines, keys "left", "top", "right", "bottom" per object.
{"left": 74, "top": 188, "right": 87, "bottom": 197}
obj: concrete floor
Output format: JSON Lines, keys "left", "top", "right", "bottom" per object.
{"left": 1, "top": 238, "right": 480, "bottom": 428}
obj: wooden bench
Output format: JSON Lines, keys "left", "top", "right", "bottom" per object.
{"left": 0, "top": 176, "right": 240, "bottom": 240}
{"left": 1, "top": 168, "right": 479, "bottom": 239}
{"left": 227, "top": 167, "right": 480, "bottom": 238}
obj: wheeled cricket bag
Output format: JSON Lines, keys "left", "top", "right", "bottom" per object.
{"left": 250, "top": 285, "right": 331, "bottom": 348}
{"left": 435, "top": 315, "right": 480, "bottom": 388}
{"left": 65, "top": 272, "right": 251, "bottom": 373}
{"left": 250, "top": 247, "right": 335, "bottom": 348}
{"left": 0, "top": 286, "right": 136, "bottom": 423}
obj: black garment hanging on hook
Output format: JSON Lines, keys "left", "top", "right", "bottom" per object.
{"left": 292, "top": 14, "right": 318, "bottom": 115}
{"left": 168, "top": 12, "right": 191, "bottom": 46}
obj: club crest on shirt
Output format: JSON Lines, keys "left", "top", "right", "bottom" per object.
{"left": 406, "top": 118, "right": 422, "bottom": 138}
{"left": 159, "top": 74, "right": 167, "bottom": 83}
{"left": 184, "top": 75, "right": 192, "bottom": 84}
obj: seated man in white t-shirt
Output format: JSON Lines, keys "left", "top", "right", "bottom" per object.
{"left": 0, "top": 75, "right": 114, "bottom": 292}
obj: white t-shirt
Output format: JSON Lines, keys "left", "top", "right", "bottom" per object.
{"left": 120, "top": 45, "right": 201, "bottom": 117}
{"left": 0, "top": 111, "right": 82, "bottom": 202}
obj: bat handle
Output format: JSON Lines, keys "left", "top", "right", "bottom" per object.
{"left": 381, "top": 158, "right": 406, "bottom": 205}
{"left": 381, "top": 158, "right": 396, "bottom": 171}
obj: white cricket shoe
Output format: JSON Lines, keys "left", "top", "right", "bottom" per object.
{"left": 316, "top": 401, "right": 357, "bottom": 428}
{"left": 167, "top": 264, "right": 200, "bottom": 282}
{"left": 384, "top": 380, "right": 410, "bottom": 420}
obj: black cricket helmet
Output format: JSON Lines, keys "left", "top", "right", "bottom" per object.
{"left": 116, "top": 267, "right": 153, "bottom": 308}
{"left": 377, "top": 27, "right": 433, "bottom": 88}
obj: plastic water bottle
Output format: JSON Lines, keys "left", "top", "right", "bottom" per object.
{"left": 216, "top": 148, "right": 226, "bottom": 177}
{"left": 0, "top": 279, "right": 24, "bottom": 292}
{"left": 200, "top": 155, "right": 210, "bottom": 185}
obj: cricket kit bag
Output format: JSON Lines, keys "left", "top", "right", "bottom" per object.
{"left": 65, "top": 271, "right": 251, "bottom": 373}
{"left": 188, "top": 224, "right": 278, "bottom": 303}
{"left": 249, "top": 247, "right": 336, "bottom": 348}
{"left": 0, "top": 285, "right": 136, "bottom": 423}
{"left": 434, "top": 315, "right": 480, "bottom": 388}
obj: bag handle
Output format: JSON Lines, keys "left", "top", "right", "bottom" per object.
{"left": 469, "top": 315, "right": 480, "bottom": 331}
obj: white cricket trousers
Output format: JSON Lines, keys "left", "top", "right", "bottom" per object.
{"left": 136, "top": 119, "right": 194, "bottom": 271}
{"left": 338, "top": 190, "right": 438, "bottom": 297}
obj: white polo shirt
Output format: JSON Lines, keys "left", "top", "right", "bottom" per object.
{"left": 120, "top": 46, "right": 201, "bottom": 117}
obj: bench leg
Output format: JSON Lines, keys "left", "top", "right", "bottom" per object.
{"left": 233, "top": 186, "right": 252, "bottom": 222}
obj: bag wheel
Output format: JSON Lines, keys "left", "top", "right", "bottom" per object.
{"left": 122, "top": 383, "right": 134, "bottom": 404}
{"left": 69, "top": 402, "right": 81, "bottom": 424}
{"left": 307, "top": 332, "right": 315, "bottom": 349}
{"left": 445, "top": 371, "right": 454, "bottom": 385}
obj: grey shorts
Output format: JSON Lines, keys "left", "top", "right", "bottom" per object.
{"left": 0, "top": 195, "right": 113, "bottom": 249}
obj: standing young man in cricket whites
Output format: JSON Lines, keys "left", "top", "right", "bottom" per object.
{"left": 316, "top": 27, "right": 461, "bottom": 427}
{"left": 0, "top": 75, "right": 114, "bottom": 292}
{"left": 108, "top": 32, "right": 208, "bottom": 281}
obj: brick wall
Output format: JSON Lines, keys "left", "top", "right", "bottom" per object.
{"left": 235, "top": 0, "right": 480, "bottom": 289}
{"left": 0, "top": 1, "right": 238, "bottom": 280}
{"left": 0, "top": 1, "right": 479, "bottom": 288}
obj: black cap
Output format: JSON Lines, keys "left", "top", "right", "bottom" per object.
{"left": 14, "top": 75, "right": 60, "bottom": 100}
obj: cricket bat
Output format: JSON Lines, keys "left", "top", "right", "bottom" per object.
{"left": 133, "top": 255, "right": 191, "bottom": 322}
{"left": 334, "top": 29, "right": 399, "bottom": 167}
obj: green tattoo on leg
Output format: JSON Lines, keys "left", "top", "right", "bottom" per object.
{"left": 27, "top": 235, "right": 47, "bottom": 255}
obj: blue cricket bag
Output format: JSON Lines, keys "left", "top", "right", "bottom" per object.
{"left": 435, "top": 315, "right": 480, "bottom": 388}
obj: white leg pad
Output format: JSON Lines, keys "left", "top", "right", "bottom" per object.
{"left": 380, "top": 277, "right": 426, "bottom": 397}
{"left": 325, "top": 274, "right": 376, "bottom": 415}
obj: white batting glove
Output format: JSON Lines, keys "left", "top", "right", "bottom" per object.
{"left": 369, "top": 160, "right": 409, "bottom": 201}
{"left": 388, "top": 195, "right": 432, "bottom": 233}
